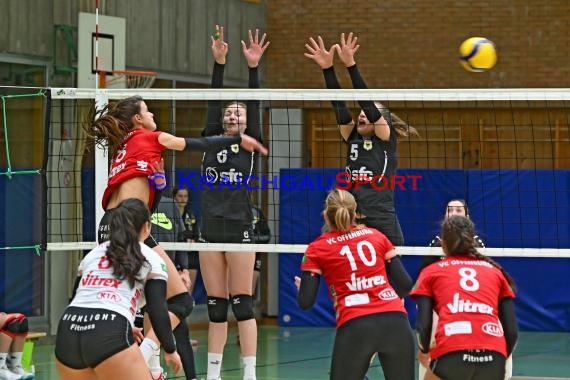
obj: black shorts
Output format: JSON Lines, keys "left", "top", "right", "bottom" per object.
{"left": 55, "top": 307, "right": 134, "bottom": 369}
{"left": 331, "top": 312, "right": 415, "bottom": 380}
{"left": 201, "top": 217, "right": 254, "bottom": 244}
{"left": 254, "top": 252, "right": 262, "bottom": 272}
{"left": 98, "top": 208, "right": 158, "bottom": 248}
{"left": 430, "top": 350, "right": 506, "bottom": 380}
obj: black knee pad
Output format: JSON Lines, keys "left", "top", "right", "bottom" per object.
{"left": 167, "top": 292, "right": 194, "bottom": 322}
{"left": 231, "top": 294, "right": 254, "bottom": 321}
{"left": 207, "top": 297, "right": 229, "bottom": 323}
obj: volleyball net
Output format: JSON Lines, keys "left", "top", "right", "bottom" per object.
{"left": 42, "top": 87, "right": 570, "bottom": 255}
{"left": 1, "top": 86, "right": 569, "bottom": 326}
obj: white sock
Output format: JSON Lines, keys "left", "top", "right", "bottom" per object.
{"left": 0, "top": 352, "right": 7, "bottom": 368}
{"left": 148, "top": 350, "right": 162, "bottom": 374}
{"left": 242, "top": 356, "right": 256, "bottom": 380}
{"left": 140, "top": 338, "right": 159, "bottom": 363}
{"left": 8, "top": 352, "right": 23, "bottom": 368}
{"left": 207, "top": 352, "right": 223, "bottom": 380}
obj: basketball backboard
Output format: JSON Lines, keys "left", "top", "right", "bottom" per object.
{"left": 78, "top": 12, "right": 126, "bottom": 88}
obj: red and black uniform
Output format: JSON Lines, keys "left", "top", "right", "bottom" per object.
{"left": 299, "top": 226, "right": 415, "bottom": 380}
{"left": 102, "top": 128, "right": 164, "bottom": 211}
{"left": 0, "top": 312, "right": 28, "bottom": 339}
{"left": 98, "top": 129, "right": 165, "bottom": 247}
{"left": 411, "top": 255, "right": 517, "bottom": 380}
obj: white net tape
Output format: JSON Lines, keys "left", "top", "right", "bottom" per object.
{"left": 46, "top": 87, "right": 570, "bottom": 259}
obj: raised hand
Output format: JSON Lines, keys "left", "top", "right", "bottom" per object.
{"left": 304, "top": 36, "right": 338, "bottom": 69}
{"left": 241, "top": 29, "right": 270, "bottom": 68}
{"left": 336, "top": 32, "right": 360, "bottom": 67}
{"left": 211, "top": 24, "right": 228, "bottom": 65}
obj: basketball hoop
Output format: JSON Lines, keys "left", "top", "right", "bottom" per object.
{"left": 99, "top": 70, "right": 157, "bottom": 89}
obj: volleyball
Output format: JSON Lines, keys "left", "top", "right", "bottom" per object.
{"left": 459, "top": 37, "right": 497, "bottom": 72}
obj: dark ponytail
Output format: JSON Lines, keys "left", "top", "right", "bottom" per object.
{"left": 83, "top": 96, "right": 143, "bottom": 157}
{"left": 106, "top": 198, "right": 150, "bottom": 288}
{"left": 442, "top": 215, "right": 516, "bottom": 292}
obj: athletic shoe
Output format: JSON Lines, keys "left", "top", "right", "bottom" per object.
{"left": 7, "top": 364, "right": 34, "bottom": 380}
{"left": 0, "top": 366, "right": 21, "bottom": 380}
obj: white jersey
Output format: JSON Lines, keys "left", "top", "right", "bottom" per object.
{"left": 70, "top": 242, "right": 168, "bottom": 325}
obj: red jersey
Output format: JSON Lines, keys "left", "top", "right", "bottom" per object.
{"left": 102, "top": 129, "right": 165, "bottom": 210}
{"left": 301, "top": 226, "right": 406, "bottom": 328}
{"left": 410, "top": 256, "right": 515, "bottom": 359}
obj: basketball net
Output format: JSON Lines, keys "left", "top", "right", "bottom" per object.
{"left": 99, "top": 70, "right": 157, "bottom": 89}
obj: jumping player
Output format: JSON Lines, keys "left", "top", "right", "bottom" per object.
{"left": 83, "top": 94, "right": 267, "bottom": 379}
{"left": 199, "top": 25, "right": 269, "bottom": 380}
{"left": 304, "top": 32, "right": 418, "bottom": 246}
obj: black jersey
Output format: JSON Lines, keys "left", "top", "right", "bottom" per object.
{"left": 201, "top": 147, "right": 255, "bottom": 223}
{"left": 344, "top": 125, "right": 398, "bottom": 218}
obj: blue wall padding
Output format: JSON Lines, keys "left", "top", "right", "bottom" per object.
{"left": 278, "top": 168, "right": 570, "bottom": 331}
{"left": 0, "top": 169, "right": 43, "bottom": 314}
{"left": 2, "top": 166, "right": 568, "bottom": 328}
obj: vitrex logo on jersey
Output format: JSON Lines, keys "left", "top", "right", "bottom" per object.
{"left": 447, "top": 293, "right": 494, "bottom": 315}
{"left": 81, "top": 272, "right": 121, "bottom": 289}
{"left": 97, "top": 291, "right": 122, "bottom": 303}
{"left": 482, "top": 322, "right": 504, "bottom": 337}
{"left": 378, "top": 288, "right": 398, "bottom": 301}
{"left": 345, "top": 273, "right": 387, "bottom": 291}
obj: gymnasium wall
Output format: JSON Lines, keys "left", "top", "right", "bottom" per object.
{"left": 0, "top": 0, "right": 267, "bottom": 87}
{"left": 277, "top": 168, "right": 570, "bottom": 332}
{"left": 266, "top": 1, "right": 570, "bottom": 89}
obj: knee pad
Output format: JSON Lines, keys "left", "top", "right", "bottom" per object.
{"left": 167, "top": 293, "right": 194, "bottom": 322}
{"left": 207, "top": 297, "right": 229, "bottom": 323}
{"left": 230, "top": 294, "right": 254, "bottom": 321}
{"left": 1, "top": 314, "right": 27, "bottom": 337}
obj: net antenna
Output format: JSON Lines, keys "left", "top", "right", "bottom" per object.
{"left": 99, "top": 69, "right": 157, "bottom": 89}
